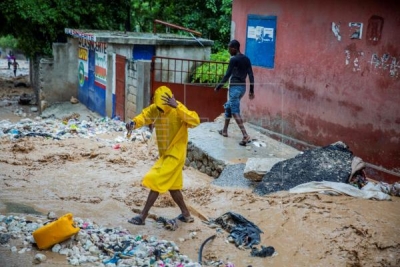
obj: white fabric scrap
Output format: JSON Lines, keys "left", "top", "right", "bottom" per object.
{"left": 289, "top": 181, "right": 391, "bottom": 201}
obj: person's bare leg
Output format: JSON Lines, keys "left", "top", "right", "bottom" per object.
{"left": 221, "top": 118, "right": 230, "bottom": 135}
{"left": 233, "top": 114, "right": 249, "bottom": 138}
{"left": 139, "top": 190, "right": 159, "bottom": 221}
{"left": 169, "top": 190, "right": 191, "bottom": 217}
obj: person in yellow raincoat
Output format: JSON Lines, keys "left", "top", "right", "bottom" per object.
{"left": 126, "top": 86, "right": 200, "bottom": 226}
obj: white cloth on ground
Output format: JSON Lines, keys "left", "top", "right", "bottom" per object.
{"left": 289, "top": 181, "right": 391, "bottom": 200}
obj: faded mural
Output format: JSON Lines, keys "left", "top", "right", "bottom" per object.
{"left": 331, "top": 17, "right": 398, "bottom": 78}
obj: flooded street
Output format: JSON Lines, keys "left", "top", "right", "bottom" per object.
{"left": 0, "top": 58, "right": 399, "bottom": 267}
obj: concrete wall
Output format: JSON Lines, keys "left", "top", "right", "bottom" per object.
{"left": 125, "top": 60, "right": 151, "bottom": 119}
{"left": 232, "top": 0, "right": 400, "bottom": 181}
{"left": 156, "top": 45, "right": 211, "bottom": 60}
{"left": 135, "top": 61, "right": 151, "bottom": 113}
{"left": 126, "top": 59, "right": 137, "bottom": 118}
{"left": 39, "top": 39, "right": 79, "bottom": 107}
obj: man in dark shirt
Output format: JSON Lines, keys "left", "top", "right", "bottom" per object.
{"left": 214, "top": 39, "right": 255, "bottom": 146}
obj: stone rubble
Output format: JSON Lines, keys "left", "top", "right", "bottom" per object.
{"left": 243, "top": 158, "right": 286, "bottom": 182}
{"left": 0, "top": 213, "right": 228, "bottom": 266}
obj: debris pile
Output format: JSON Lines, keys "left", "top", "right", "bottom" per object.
{"left": 0, "top": 116, "right": 151, "bottom": 144}
{"left": 0, "top": 213, "right": 202, "bottom": 266}
{"left": 254, "top": 141, "right": 353, "bottom": 195}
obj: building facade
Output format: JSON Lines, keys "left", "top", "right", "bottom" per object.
{"left": 232, "top": 0, "right": 400, "bottom": 181}
{"left": 39, "top": 29, "right": 213, "bottom": 121}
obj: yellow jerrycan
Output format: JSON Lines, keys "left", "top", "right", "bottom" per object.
{"left": 33, "top": 213, "right": 80, "bottom": 250}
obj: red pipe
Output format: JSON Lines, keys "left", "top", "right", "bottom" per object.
{"left": 153, "top": 19, "right": 202, "bottom": 36}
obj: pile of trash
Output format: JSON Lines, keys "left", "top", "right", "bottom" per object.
{"left": 0, "top": 213, "right": 203, "bottom": 266}
{"left": 0, "top": 116, "right": 151, "bottom": 144}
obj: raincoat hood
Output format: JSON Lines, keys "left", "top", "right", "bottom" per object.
{"left": 154, "top": 86, "right": 173, "bottom": 114}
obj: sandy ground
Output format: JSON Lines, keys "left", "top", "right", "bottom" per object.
{"left": 0, "top": 60, "right": 400, "bottom": 267}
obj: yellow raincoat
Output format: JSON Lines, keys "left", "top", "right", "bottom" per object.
{"left": 131, "top": 86, "right": 200, "bottom": 193}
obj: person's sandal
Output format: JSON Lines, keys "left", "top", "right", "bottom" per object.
{"left": 127, "top": 216, "right": 145, "bottom": 225}
{"left": 239, "top": 136, "right": 251, "bottom": 146}
{"left": 218, "top": 130, "right": 228, "bottom": 137}
{"left": 177, "top": 214, "right": 194, "bottom": 223}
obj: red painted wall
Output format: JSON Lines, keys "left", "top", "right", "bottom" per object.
{"left": 232, "top": 0, "right": 400, "bottom": 182}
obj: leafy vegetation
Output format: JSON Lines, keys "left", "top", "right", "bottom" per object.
{"left": 0, "top": 0, "right": 135, "bottom": 56}
{"left": 131, "top": 0, "right": 232, "bottom": 52}
{"left": 0, "top": 35, "right": 18, "bottom": 51}
{"left": 0, "top": 0, "right": 232, "bottom": 57}
{"left": 191, "top": 50, "right": 230, "bottom": 84}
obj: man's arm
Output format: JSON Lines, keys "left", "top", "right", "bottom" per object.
{"left": 248, "top": 66, "right": 254, "bottom": 95}
{"left": 247, "top": 58, "right": 255, "bottom": 99}
{"left": 215, "top": 57, "right": 235, "bottom": 91}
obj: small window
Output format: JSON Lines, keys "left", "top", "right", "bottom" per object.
{"left": 246, "top": 15, "right": 277, "bottom": 68}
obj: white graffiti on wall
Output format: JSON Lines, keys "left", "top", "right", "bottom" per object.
{"left": 332, "top": 22, "right": 341, "bottom": 41}
{"left": 345, "top": 50, "right": 364, "bottom": 72}
{"left": 370, "top": 53, "right": 399, "bottom": 78}
{"left": 349, "top": 22, "right": 363, "bottom": 39}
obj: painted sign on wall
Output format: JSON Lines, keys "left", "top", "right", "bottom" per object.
{"left": 246, "top": 15, "right": 277, "bottom": 68}
{"left": 77, "top": 38, "right": 108, "bottom": 116}
{"left": 65, "top": 28, "right": 96, "bottom": 41}
{"left": 78, "top": 47, "right": 88, "bottom": 87}
{"left": 95, "top": 42, "right": 107, "bottom": 89}
{"left": 78, "top": 39, "right": 89, "bottom": 105}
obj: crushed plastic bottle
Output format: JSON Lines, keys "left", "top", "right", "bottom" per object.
{"left": 9, "top": 129, "right": 20, "bottom": 135}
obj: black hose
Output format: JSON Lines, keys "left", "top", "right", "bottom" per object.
{"left": 198, "top": 234, "right": 216, "bottom": 265}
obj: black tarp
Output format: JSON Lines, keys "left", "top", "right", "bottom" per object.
{"left": 212, "top": 211, "right": 275, "bottom": 257}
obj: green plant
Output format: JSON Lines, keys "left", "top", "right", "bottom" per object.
{"left": 191, "top": 50, "right": 230, "bottom": 84}
{"left": 0, "top": 35, "right": 18, "bottom": 50}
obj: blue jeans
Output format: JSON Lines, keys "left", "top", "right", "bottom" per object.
{"left": 224, "top": 85, "right": 245, "bottom": 118}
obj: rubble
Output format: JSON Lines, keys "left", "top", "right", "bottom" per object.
{"left": 243, "top": 158, "right": 285, "bottom": 181}
{"left": 254, "top": 141, "right": 353, "bottom": 195}
{"left": 0, "top": 214, "right": 203, "bottom": 266}
{"left": 0, "top": 116, "right": 147, "bottom": 143}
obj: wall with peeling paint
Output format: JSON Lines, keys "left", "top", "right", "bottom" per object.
{"left": 232, "top": 0, "right": 400, "bottom": 182}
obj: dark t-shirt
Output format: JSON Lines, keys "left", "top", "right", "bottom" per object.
{"left": 217, "top": 53, "right": 255, "bottom": 94}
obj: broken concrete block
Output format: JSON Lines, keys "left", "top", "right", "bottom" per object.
{"left": 244, "top": 158, "right": 285, "bottom": 181}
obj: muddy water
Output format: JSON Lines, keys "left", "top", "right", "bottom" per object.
{"left": 4, "top": 202, "right": 43, "bottom": 215}
{"left": 0, "top": 63, "right": 399, "bottom": 266}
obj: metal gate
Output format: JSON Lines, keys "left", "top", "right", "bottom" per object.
{"left": 151, "top": 56, "right": 229, "bottom": 122}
